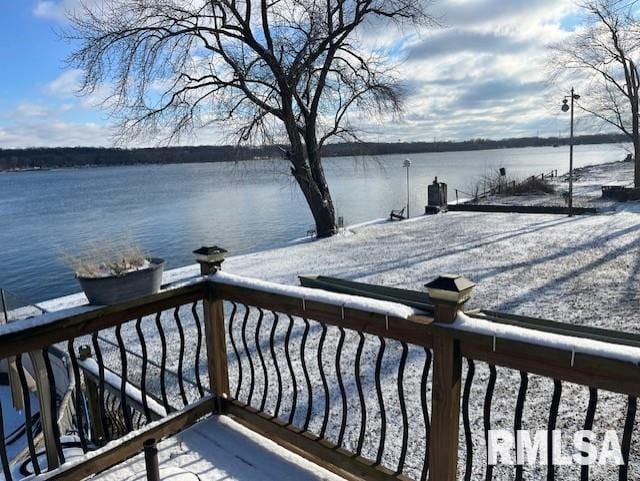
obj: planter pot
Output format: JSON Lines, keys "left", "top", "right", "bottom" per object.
{"left": 77, "top": 258, "right": 165, "bottom": 305}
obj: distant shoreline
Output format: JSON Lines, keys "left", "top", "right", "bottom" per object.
{"left": 0, "top": 134, "right": 629, "bottom": 173}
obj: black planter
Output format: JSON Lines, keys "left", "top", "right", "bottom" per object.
{"left": 76, "top": 258, "right": 165, "bottom": 305}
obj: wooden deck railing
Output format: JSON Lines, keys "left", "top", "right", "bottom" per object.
{"left": 0, "top": 264, "right": 639, "bottom": 481}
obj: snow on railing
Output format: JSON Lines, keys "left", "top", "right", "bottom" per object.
{"left": 451, "top": 311, "right": 640, "bottom": 365}
{"left": 210, "top": 271, "right": 419, "bottom": 319}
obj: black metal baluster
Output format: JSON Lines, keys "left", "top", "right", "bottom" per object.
{"left": 173, "top": 307, "right": 189, "bottom": 407}
{"left": 135, "top": 410, "right": 144, "bottom": 429}
{"left": 107, "top": 393, "right": 124, "bottom": 436}
{"left": 354, "top": 332, "right": 367, "bottom": 456}
{"left": 547, "top": 380, "right": 562, "bottom": 481}
{"left": 91, "top": 332, "right": 110, "bottom": 441}
{"left": 135, "top": 317, "right": 152, "bottom": 422}
{"left": 420, "top": 348, "right": 432, "bottom": 481}
{"left": 115, "top": 324, "right": 133, "bottom": 432}
{"left": 335, "top": 326, "right": 348, "bottom": 447}
{"left": 514, "top": 371, "right": 529, "bottom": 481}
{"left": 131, "top": 411, "right": 140, "bottom": 430}
{"left": 66, "top": 341, "right": 88, "bottom": 453}
{"left": 43, "top": 347, "right": 65, "bottom": 464}
{"left": 396, "top": 341, "right": 409, "bottom": 476}
{"left": 191, "top": 302, "right": 205, "bottom": 398}
{"left": 620, "top": 396, "right": 637, "bottom": 481}
{"left": 255, "top": 308, "right": 269, "bottom": 412}
{"left": 155, "top": 312, "right": 172, "bottom": 413}
{"left": 241, "top": 304, "right": 256, "bottom": 406}
{"left": 284, "top": 314, "right": 298, "bottom": 425}
{"left": 301, "top": 319, "right": 313, "bottom": 432}
{"left": 374, "top": 336, "right": 387, "bottom": 467}
{"left": 0, "top": 396, "right": 12, "bottom": 481}
{"left": 581, "top": 387, "right": 598, "bottom": 481}
{"left": 268, "top": 311, "right": 283, "bottom": 418}
{"left": 463, "top": 359, "right": 476, "bottom": 481}
{"left": 484, "top": 364, "right": 497, "bottom": 481}
{"left": 228, "top": 303, "right": 243, "bottom": 401}
{"left": 15, "top": 354, "right": 40, "bottom": 473}
{"left": 318, "top": 323, "right": 330, "bottom": 439}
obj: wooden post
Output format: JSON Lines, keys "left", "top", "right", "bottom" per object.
{"left": 195, "top": 246, "right": 230, "bottom": 413}
{"left": 79, "top": 345, "right": 106, "bottom": 445}
{"left": 429, "top": 336, "right": 462, "bottom": 481}
{"left": 425, "top": 274, "right": 476, "bottom": 481}
{"left": 203, "top": 289, "right": 229, "bottom": 413}
{"left": 30, "top": 350, "right": 61, "bottom": 469}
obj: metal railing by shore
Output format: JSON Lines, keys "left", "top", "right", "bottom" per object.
{"left": 454, "top": 169, "right": 559, "bottom": 204}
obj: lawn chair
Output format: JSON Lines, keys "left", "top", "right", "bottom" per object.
{"left": 389, "top": 207, "right": 406, "bottom": 221}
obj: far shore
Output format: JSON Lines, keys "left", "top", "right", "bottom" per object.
{"left": 0, "top": 137, "right": 631, "bottom": 173}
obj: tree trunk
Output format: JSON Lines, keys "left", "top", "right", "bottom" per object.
{"left": 292, "top": 161, "right": 337, "bottom": 237}
{"left": 281, "top": 101, "right": 337, "bottom": 238}
{"left": 634, "top": 140, "right": 640, "bottom": 188}
{"left": 634, "top": 109, "right": 640, "bottom": 188}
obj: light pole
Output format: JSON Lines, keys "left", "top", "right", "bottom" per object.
{"left": 403, "top": 158, "right": 411, "bottom": 218}
{"left": 561, "top": 88, "right": 580, "bottom": 217}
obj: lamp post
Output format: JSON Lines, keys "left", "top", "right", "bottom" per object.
{"left": 403, "top": 158, "right": 411, "bottom": 218}
{"left": 561, "top": 88, "right": 580, "bottom": 217}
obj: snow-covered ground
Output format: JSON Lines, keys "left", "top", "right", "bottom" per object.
{"left": 218, "top": 203, "right": 640, "bottom": 333}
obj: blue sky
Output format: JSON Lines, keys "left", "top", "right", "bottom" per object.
{"left": 0, "top": 1, "right": 587, "bottom": 148}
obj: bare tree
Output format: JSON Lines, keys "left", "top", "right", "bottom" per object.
{"left": 550, "top": 0, "right": 640, "bottom": 187}
{"left": 67, "top": 0, "right": 431, "bottom": 237}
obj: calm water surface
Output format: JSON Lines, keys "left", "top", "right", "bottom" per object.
{"left": 0, "top": 144, "right": 629, "bottom": 302}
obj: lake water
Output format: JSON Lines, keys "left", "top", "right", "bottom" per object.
{"left": 0, "top": 143, "right": 629, "bottom": 303}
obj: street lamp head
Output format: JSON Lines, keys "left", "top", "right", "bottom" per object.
{"left": 573, "top": 94, "right": 581, "bottom": 100}
{"left": 561, "top": 99, "right": 570, "bottom": 112}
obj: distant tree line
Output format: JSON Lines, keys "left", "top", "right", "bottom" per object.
{"left": 0, "top": 133, "right": 629, "bottom": 171}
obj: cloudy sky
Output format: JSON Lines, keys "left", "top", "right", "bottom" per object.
{"left": 0, "top": 0, "right": 587, "bottom": 148}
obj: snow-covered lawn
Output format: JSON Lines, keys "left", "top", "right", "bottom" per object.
{"left": 221, "top": 202, "right": 640, "bottom": 333}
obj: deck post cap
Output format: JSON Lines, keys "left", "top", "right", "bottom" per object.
{"left": 194, "top": 246, "right": 227, "bottom": 275}
{"left": 425, "top": 274, "right": 476, "bottom": 323}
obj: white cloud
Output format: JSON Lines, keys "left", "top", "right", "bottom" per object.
{"left": 0, "top": 120, "right": 112, "bottom": 148}
{"left": 44, "top": 69, "right": 83, "bottom": 97}
{"left": 10, "top": 103, "right": 49, "bottom": 120}
{"left": 32, "top": 0, "right": 105, "bottom": 22}
{"left": 33, "top": 0, "right": 72, "bottom": 22}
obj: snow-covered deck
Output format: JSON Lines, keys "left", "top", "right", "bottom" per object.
{"left": 93, "top": 416, "right": 345, "bottom": 481}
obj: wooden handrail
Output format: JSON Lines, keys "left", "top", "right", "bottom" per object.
{"left": 212, "top": 281, "right": 435, "bottom": 348}
{"left": 212, "top": 279, "right": 640, "bottom": 398}
{"left": 0, "top": 283, "right": 206, "bottom": 359}
{"left": 3, "top": 277, "right": 639, "bottom": 399}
